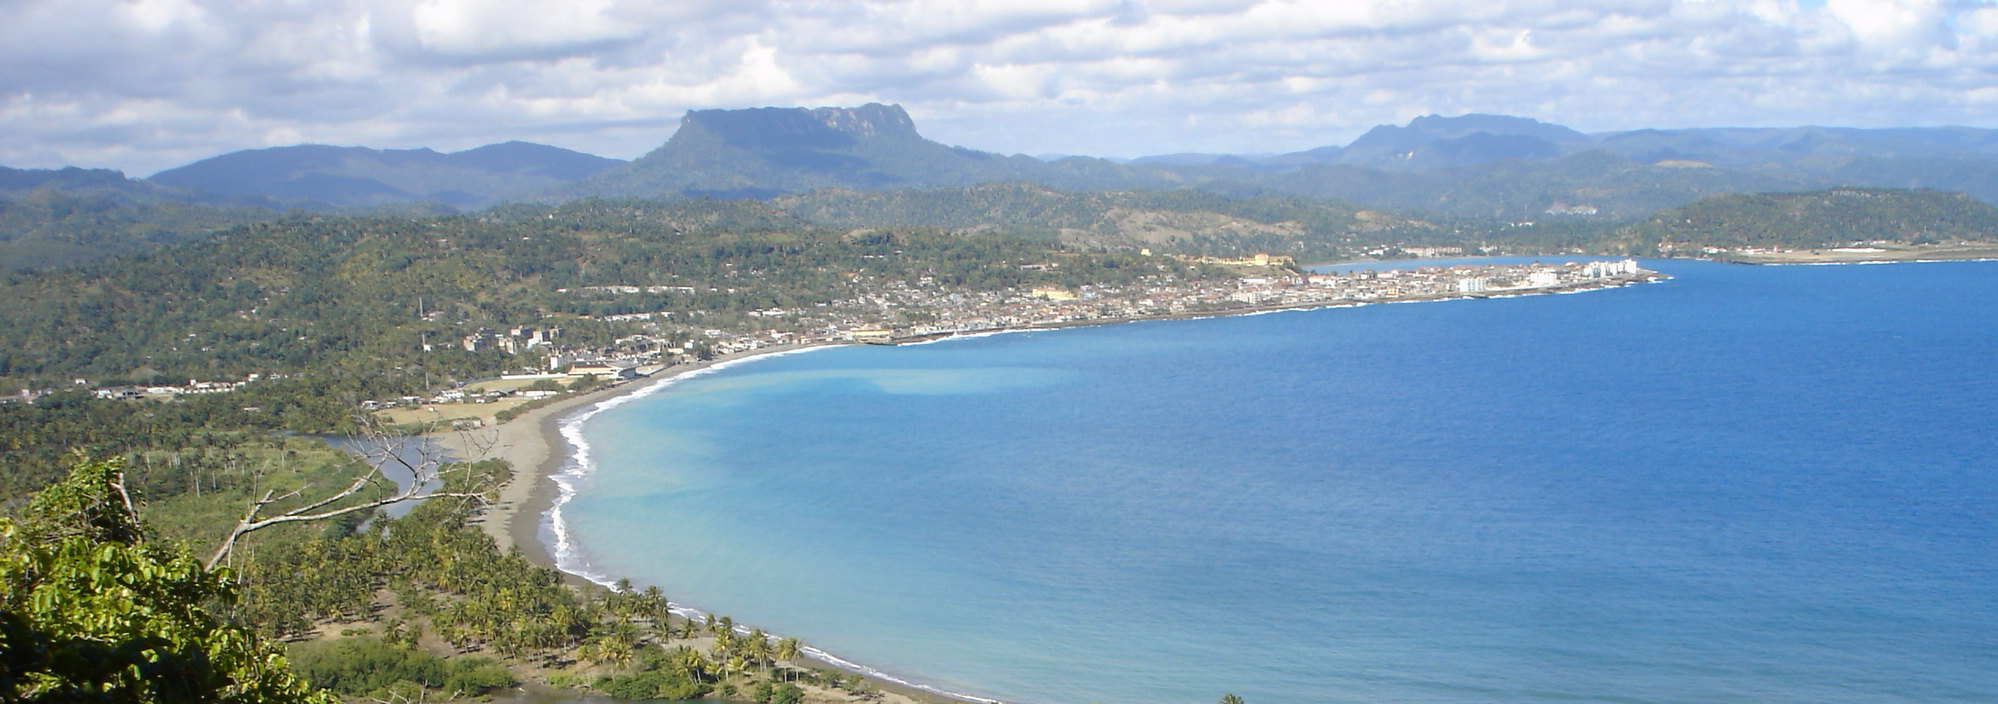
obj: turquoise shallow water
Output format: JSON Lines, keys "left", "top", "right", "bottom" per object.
{"left": 556, "top": 259, "right": 1998, "bottom": 704}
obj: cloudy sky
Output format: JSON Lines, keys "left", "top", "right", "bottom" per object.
{"left": 4, "top": 0, "right": 1996, "bottom": 176}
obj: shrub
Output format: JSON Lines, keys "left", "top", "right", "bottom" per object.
{"left": 290, "top": 637, "right": 515, "bottom": 697}
{"left": 594, "top": 671, "right": 710, "bottom": 700}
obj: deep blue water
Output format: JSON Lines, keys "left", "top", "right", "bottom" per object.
{"left": 557, "top": 259, "right": 1998, "bottom": 704}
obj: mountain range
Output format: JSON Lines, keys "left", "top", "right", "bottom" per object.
{"left": 15, "top": 104, "right": 1998, "bottom": 216}
{"left": 148, "top": 141, "right": 623, "bottom": 210}
{"left": 6, "top": 104, "right": 1998, "bottom": 271}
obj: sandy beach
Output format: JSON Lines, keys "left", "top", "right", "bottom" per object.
{"left": 435, "top": 342, "right": 981, "bottom": 704}
{"left": 433, "top": 343, "right": 833, "bottom": 571}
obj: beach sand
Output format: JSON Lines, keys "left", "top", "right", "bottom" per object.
{"left": 435, "top": 344, "right": 983, "bottom": 704}
{"left": 435, "top": 344, "right": 833, "bottom": 573}
{"left": 431, "top": 346, "right": 973, "bottom": 703}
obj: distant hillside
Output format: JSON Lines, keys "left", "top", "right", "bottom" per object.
{"left": 149, "top": 141, "right": 623, "bottom": 210}
{"left": 0, "top": 167, "right": 278, "bottom": 271}
{"left": 1624, "top": 188, "right": 1998, "bottom": 250}
{"left": 2, "top": 165, "right": 266, "bottom": 207}
{"left": 1258, "top": 151, "right": 1798, "bottom": 221}
{"left": 1299, "top": 114, "right": 1591, "bottom": 170}
{"left": 775, "top": 183, "right": 1443, "bottom": 257}
{"left": 1117, "top": 116, "right": 1998, "bottom": 219}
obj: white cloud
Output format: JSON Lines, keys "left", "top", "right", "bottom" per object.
{"left": 2, "top": 0, "right": 1997, "bottom": 174}
{"left": 408, "top": 0, "right": 642, "bottom": 58}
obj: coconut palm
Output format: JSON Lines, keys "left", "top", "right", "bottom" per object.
{"left": 773, "top": 637, "right": 803, "bottom": 681}
{"left": 670, "top": 645, "right": 711, "bottom": 680}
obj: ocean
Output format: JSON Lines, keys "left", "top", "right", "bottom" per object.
{"left": 553, "top": 258, "right": 1998, "bottom": 704}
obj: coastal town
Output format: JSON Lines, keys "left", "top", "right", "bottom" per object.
{"left": 491, "top": 257, "right": 1652, "bottom": 377}
{"left": 7, "top": 258, "right": 1658, "bottom": 416}
{"left": 13, "top": 258, "right": 1660, "bottom": 414}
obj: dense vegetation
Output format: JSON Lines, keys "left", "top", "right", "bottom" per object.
{"left": 0, "top": 459, "right": 334, "bottom": 703}
{"left": 774, "top": 183, "right": 1443, "bottom": 259}
{"left": 1622, "top": 188, "right": 1998, "bottom": 250}
{"left": 0, "top": 190, "right": 276, "bottom": 272}
{"left": 0, "top": 198, "right": 1198, "bottom": 409}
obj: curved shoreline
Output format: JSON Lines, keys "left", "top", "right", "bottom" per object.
{"left": 456, "top": 343, "right": 1007, "bottom": 704}
{"left": 460, "top": 270, "right": 1670, "bottom": 703}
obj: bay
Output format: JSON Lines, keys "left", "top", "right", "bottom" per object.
{"left": 559, "top": 259, "right": 1998, "bottom": 704}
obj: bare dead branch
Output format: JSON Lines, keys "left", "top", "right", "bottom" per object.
{"left": 205, "top": 415, "right": 495, "bottom": 570}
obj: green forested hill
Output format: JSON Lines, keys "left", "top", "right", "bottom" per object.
{"left": 1623, "top": 188, "right": 1998, "bottom": 249}
{"left": 774, "top": 183, "right": 1441, "bottom": 257}
{"left": 0, "top": 189, "right": 275, "bottom": 271}
{"left": 0, "top": 198, "right": 1180, "bottom": 401}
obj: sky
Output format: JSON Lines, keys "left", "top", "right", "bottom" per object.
{"left": 4, "top": 0, "right": 1997, "bottom": 177}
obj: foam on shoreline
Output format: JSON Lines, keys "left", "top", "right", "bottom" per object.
{"left": 546, "top": 345, "right": 837, "bottom": 587}
{"left": 535, "top": 344, "right": 1008, "bottom": 704}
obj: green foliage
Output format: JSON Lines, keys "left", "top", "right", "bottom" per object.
{"left": 287, "top": 637, "right": 514, "bottom": 698}
{"left": 0, "top": 459, "right": 334, "bottom": 704}
{"left": 593, "top": 670, "right": 709, "bottom": 700}
{"left": 526, "top": 378, "right": 564, "bottom": 392}
{"left": 772, "top": 681, "right": 804, "bottom": 704}
{"left": 0, "top": 182, "right": 275, "bottom": 272}
{"left": 0, "top": 198, "right": 1189, "bottom": 401}
{"left": 774, "top": 183, "right": 1422, "bottom": 260}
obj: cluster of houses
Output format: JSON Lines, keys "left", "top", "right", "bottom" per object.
{"left": 88, "top": 376, "right": 261, "bottom": 401}
{"left": 782, "top": 258, "right": 1656, "bottom": 342}
{"left": 458, "top": 325, "right": 563, "bottom": 354}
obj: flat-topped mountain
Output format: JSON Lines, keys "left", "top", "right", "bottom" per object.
{"left": 149, "top": 141, "right": 623, "bottom": 210}
{"left": 565, "top": 103, "right": 1181, "bottom": 200}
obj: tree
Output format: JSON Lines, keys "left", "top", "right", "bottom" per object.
{"left": 0, "top": 457, "right": 335, "bottom": 703}
{"left": 1221, "top": 694, "right": 1246, "bottom": 704}
{"left": 526, "top": 378, "right": 563, "bottom": 392}
{"left": 771, "top": 682, "right": 804, "bottom": 704}
{"left": 205, "top": 418, "right": 494, "bottom": 569}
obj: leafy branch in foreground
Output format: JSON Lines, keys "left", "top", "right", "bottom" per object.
{"left": 0, "top": 457, "right": 334, "bottom": 704}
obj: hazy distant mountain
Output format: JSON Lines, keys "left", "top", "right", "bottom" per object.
{"left": 149, "top": 141, "right": 623, "bottom": 210}
{"left": 1, "top": 165, "right": 268, "bottom": 207}
{"left": 565, "top": 103, "right": 1192, "bottom": 200}
{"left": 1275, "top": 114, "right": 1592, "bottom": 170}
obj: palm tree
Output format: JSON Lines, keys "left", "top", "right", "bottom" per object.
{"left": 711, "top": 628, "right": 736, "bottom": 660}
{"left": 723, "top": 654, "right": 752, "bottom": 681}
{"left": 773, "top": 637, "right": 802, "bottom": 681}
{"left": 744, "top": 628, "right": 772, "bottom": 667}
{"left": 670, "top": 645, "right": 711, "bottom": 680}
{"left": 1220, "top": 694, "right": 1246, "bottom": 704}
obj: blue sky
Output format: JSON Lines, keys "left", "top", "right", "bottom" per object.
{"left": 3, "top": 0, "right": 1995, "bottom": 176}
